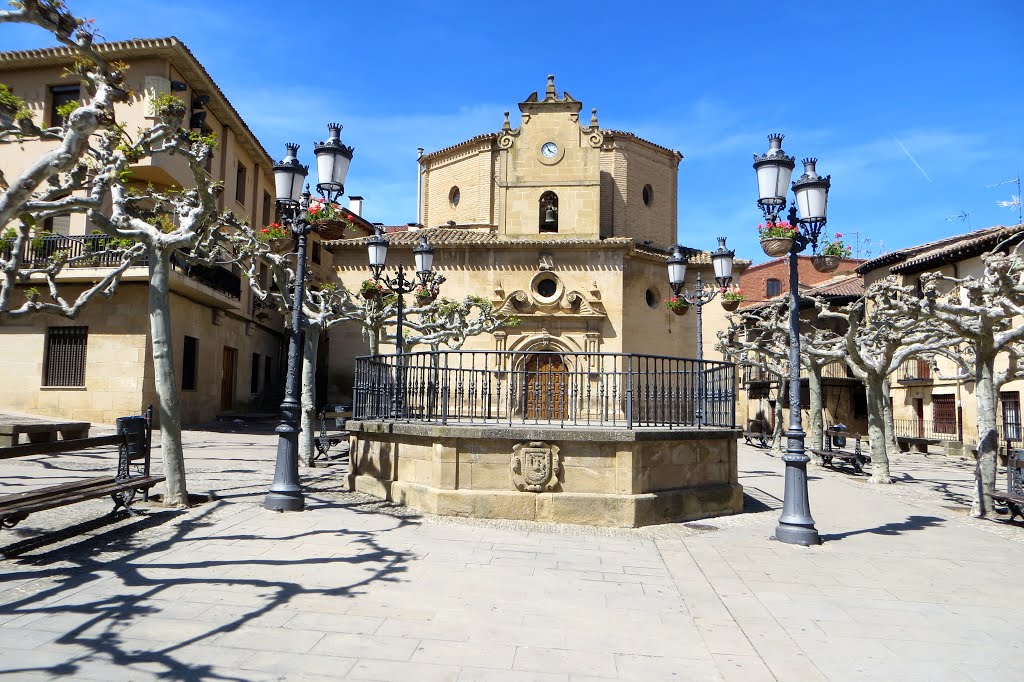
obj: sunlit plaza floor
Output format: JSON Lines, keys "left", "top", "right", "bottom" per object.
{"left": 1, "top": 422, "right": 1023, "bottom": 681}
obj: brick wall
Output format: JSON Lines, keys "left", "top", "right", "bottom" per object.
{"left": 739, "top": 256, "right": 864, "bottom": 307}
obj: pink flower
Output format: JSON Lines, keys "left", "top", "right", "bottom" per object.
{"left": 835, "top": 232, "right": 842, "bottom": 239}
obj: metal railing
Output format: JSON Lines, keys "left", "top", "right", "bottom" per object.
{"left": 893, "top": 417, "right": 959, "bottom": 441}
{"left": 897, "top": 360, "right": 932, "bottom": 383}
{"left": 353, "top": 350, "right": 736, "bottom": 429}
{"left": 2, "top": 235, "right": 240, "bottom": 301}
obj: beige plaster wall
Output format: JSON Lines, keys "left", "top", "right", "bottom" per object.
{"left": 422, "top": 144, "right": 494, "bottom": 228}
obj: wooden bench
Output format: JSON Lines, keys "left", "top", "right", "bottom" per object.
{"left": 742, "top": 420, "right": 771, "bottom": 448}
{"left": 989, "top": 449, "right": 1024, "bottom": 523}
{"left": 0, "top": 407, "right": 164, "bottom": 531}
{"left": 898, "top": 436, "right": 943, "bottom": 454}
{"left": 0, "top": 416, "right": 90, "bottom": 447}
{"left": 811, "top": 428, "right": 871, "bottom": 474}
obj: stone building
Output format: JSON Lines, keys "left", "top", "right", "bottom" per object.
{"left": 323, "top": 77, "right": 748, "bottom": 403}
{"left": 739, "top": 255, "right": 864, "bottom": 308}
{"left": 736, "top": 274, "right": 867, "bottom": 437}
{"left": 857, "top": 224, "right": 1024, "bottom": 453}
{"left": 0, "top": 38, "right": 371, "bottom": 424}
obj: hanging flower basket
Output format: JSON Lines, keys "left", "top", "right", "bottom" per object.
{"left": 672, "top": 305, "right": 689, "bottom": 316}
{"left": 812, "top": 254, "right": 840, "bottom": 273}
{"left": 721, "top": 299, "right": 740, "bottom": 312}
{"left": 760, "top": 237, "right": 794, "bottom": 257}
{"left": 360, "top": 279, "right": 384, "bottom": 300}
{"left": 268, "top": 238, "right": 296, "bottom": 255}
{"left": 415, "top": 293, "right": 436, "bottom": 305}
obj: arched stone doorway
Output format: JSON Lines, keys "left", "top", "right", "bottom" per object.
{"left": 524, "top": 353, "right": 567, "bottom": 420}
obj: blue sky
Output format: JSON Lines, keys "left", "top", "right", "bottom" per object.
{"left": 4, "top": 0, "right": 1023, "bottom": 260}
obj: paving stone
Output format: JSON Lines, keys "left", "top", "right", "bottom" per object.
{"left": 411, "top": 639, "right": 516, "bottom": 669}
{"left": 347, "top": 658, "right": 460, "bottom": 681}
{"left": 512, "top": 646, "right": 616, "bottom": 677}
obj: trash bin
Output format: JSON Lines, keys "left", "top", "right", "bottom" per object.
{"left": 335, "top": 405, "right": 350, "bottom": 430}
{"left": 832, "top": 422, "right": 847, "bottom": 449}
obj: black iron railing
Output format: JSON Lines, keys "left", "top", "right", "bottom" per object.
{"left": 1, "top": 235, "right": 240, "bottom": 301}
{"left": 893, "top": 417, "right": 958, "bottom": 440}
{"left": 2, "top": 234, "right": 139, "bottom": 268}
{"left": 353, "top": 350, "right": 736, "bottom": 428}
{"left": 897, "top": 360, "right": 932, "bottom": 383}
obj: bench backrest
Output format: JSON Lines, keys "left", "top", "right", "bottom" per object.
{"left": 1009, "top": 449, "right": 1024, "bottom": 496}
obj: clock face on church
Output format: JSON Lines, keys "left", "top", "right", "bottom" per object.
{"left": 538, "top": 141, "right": 563, "bottom": 165}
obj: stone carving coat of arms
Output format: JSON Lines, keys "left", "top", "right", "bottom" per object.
{"left": 510, "top": 441, "right": 561, "bottom": 492}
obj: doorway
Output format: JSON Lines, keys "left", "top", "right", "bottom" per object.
{"left": 524, "top": 353, "right": 567, "bottom": 420}
{"left": 221, "top": 346, "right": 237, "bottom": 410}
{"left": 914, "top": 398, "right": 924, "bottom": 438}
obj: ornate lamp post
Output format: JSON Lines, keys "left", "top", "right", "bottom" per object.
{"left": 752, "top": 133, "right": 830, "bottom": 545}
{"left": 366, "top": 230, "right": 441, "bottom": 417}
{"left": 666, "top": 238, "right": 735, "bottom": 425}
{"left": 264, "top": 124, "right": 353, "bottom": 513}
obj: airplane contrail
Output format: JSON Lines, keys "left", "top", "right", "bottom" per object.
{"left": 892, "top": 135, "right": 933, "bottom": 183}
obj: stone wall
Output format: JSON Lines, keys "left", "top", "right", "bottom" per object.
{"left": 348, "top": 421, "right": 743, "bottom": 527}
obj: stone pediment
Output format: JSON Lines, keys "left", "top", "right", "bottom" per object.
{"left": 494, "top": 289, "right": 605, "bottom": 318}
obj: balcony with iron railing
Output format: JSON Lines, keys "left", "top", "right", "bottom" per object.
{"left": 741, "top": 361, "right": 853, "bottom": 386}
{"left": 2, "top": 234, "right": 241, "bottom": 306}
{"left": 354, "top": 350, "right": 736, "bottom": 429}
{"left": 897, "top": 359, "right": 933, "bottom": 384}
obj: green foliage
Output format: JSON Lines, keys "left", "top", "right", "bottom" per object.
{"left": 0, "top": 83, "right": 32, "bottom": 122}
{"left": 54, "top": 99, "right": 80, "bottom": 122}
{"left": 148, "top": 214, "right": 175, "bottom": 234}
{"left": 499, "top": 314, "right": 522, "bottom": 328}
{"left": 24, "top": 286, "right": 40, "bottom": 300}
{"left": 30, "top": 231, "right": 54, "bottom": 251}
{"left": 187, "top": 128, "right": 219, "bottom": 149}
{"left": 148, "top": 93, "right": 186, "bottom": 120}
{"left": 1, "top": 227, "right": 18, "bottom": 241}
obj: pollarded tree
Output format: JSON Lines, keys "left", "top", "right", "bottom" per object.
{"left": 232, "top": 231, "right": 517, "bottom": 465}
{"left": 1, "top": 1, "right": 239, "bottom": 506}
{"left": 819, "top": 276, "right": 952, "bottom": 483}
{"left": 718, "top": 297, "right": 846, "bottom": 453}
{"left": 920, "top": 249, "right": 1024, "bottom": 516}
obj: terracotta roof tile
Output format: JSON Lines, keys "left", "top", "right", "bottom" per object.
{"left": 856, "top": 224, "right": 1024, "bottom": 275}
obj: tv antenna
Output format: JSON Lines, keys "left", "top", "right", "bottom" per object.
{"left": 945, "top": 211, "right": 972, "bottom": 229}
{"left": 987, "top": 173, "right": 1022, "bottom": 225}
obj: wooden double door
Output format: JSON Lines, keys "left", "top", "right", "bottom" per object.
{"left": 524, "top": 353, "right": 567, "bottom": 420}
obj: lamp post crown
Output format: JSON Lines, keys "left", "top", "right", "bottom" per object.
{"left": 313, "top": 123, "right": 354, "bottom": 203}
{"left": 314, "top": 123, "right": 355, "bottom": 160}
{"left": 273, "top": 143, "right": 309, "bottom": 205}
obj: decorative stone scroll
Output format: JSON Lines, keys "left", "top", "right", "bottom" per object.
{"left": 511, "top": 441, "right": 561, "bottom": 492}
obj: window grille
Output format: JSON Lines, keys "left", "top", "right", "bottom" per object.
{"left": 766, "top": 278, "right": 781, "bottom": 297}
{"left": 43, "top": 326, "right": 88, "bottom": 386}
{"left": 932, "top": 395, "right": 956, "bottom": 434}
{"left": 1002, "top": 392, "right": 1021, "bottom": 442}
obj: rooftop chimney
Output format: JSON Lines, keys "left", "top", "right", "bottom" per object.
{"left": 348, "top": 196, "right": 363, "bottom": 217}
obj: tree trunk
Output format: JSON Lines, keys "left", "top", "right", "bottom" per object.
{"left": 808, "top": 366, "right": 824, "bottom": 451}
{"left": 973, "top": 352, "right": 999, "bottom": 517}
{"left": 148, "top": 249, "right": 187, "bottom": 506}
{"left": 772, "top": 391, "right": 784, "bottom": 453}
{"left": 299, "top": 327, "right": 320, "bottom": 467}
{"left": 865, "top": 378, "right": 893, "bottom": 483}
{"left": 882, "top": 378, "right": 899, "bottom": 455}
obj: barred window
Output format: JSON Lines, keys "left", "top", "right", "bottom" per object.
{"left": 182, "top": 336, "right": 198, "bottom": 391}
{"left": 43, "top": 326, "right": 88, "bottom": 387}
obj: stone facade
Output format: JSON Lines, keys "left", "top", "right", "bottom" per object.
{"left": 858, "top": 224, "right": 1024, "bottom": 452}
{"left": 348, "top": 421, "right": 743, "bottom": 527}
{"left": 0, "top": 39, "right": 302, "bottom": 425}
{"left": 323, "top": 77, "right": 744, "bottom": 403}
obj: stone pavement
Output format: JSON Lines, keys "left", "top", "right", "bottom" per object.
{"left": 1, "top": 425, "right": 1024, "bottom": 681}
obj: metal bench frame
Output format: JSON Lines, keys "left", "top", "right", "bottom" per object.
{"left": 990, "top": 449, "right": 1024, "bottom": 522}
{"left": 0, "top": 406, "right": 164, "bottom": 530}
{"left": 812, "top": 429, "right": 871, "bottom": 474}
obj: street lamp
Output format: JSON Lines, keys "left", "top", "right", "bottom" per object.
{"left": 264, "top": 124, "right": 353, "bottom": 513}
{"left": 667, "top": 238, "right": 735, "bottom": 425}
{"left": 752, "top": 132, "right": 830, "bottom": 546}
{"left": 367, "top": 230, "right": 442, "bottom": 417}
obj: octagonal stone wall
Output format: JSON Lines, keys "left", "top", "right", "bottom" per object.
{"left": 347, "top": 421, "right": 742, "bottom": 527}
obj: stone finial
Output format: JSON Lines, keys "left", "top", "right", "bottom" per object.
{"left": 545, "top": 74, "right": 556, "bottom": 101}
{"left": 502, "top": 111, "right": 510, "bottom": 131}
{"left": 590, "top": 108, "right": 598, "bottom": 127}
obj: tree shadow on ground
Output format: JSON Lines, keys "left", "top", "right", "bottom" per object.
{"left": 820, "top": 515, "right": 945, "bottom": 542}
{"left": 0, "top": 496, "right": 416, "bottom": 680}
